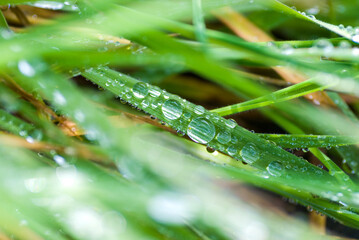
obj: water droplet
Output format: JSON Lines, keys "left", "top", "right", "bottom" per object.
{"left": 206, "top": 146, "right": 215, "bottom": 153}
{"left": 194, "top": 105, "right": 205, "bottom": 115}
{"left": 187, "top": 117, "right": 216, "bottom": 144}
{"left": 54, "top": 155, "right": 66, "bottom": 166}
{"left": 132, "top": 82, "right": 148, "bottom": 98}
{"left": 24, "top": 177, "right": 46, "bottom": 193}
{"left": 266, "top": 161, "right": 283, "bottom": 177}
{"left": 231, "top": 136, "right": 238, "bottom": 144}
{"left": 225, "top": 119, "right": 236, "bottom": 128}
{"left": 216, "top": 130, "right": 231, "bottom": 144}
{"left": 31, "top": 1, "right": 64, "bottom": 10}
{"left": 280, "top": 44, "right": 294, "bottom": 55}
{"left": 352, "top": 34, "right": 359, "bottom": 43}
{"left": 227, "top": 145, "right": 237, "bottom": 156}
{"left": 18, "top": 60, "right": 35, "bottom": 77}
{"left": 53, "top": 90, "right": 67, "bottom": 106}
{"left": 147, "top": 192, "right": 198, "bottom": 225}
{"left": 149, "top": 87, "right": 161, "bottom": 97}
{"left": 141, "top": 100, "right": 149, "bottom": 108}
{"left": 162, "top": 100, "right": 183, "bottom": 120}
{"left": 338, "top": 40, "right": 351, "bottom": 49}
{"left": 183, "top": 112, "right": 192, "bottom": 121}
{"left": 313, "top": 39, "right": 333, "bottom": 52}
{"left": 240, "top": 143, "right": 260, "bottom": 164}
{"left": 176, "top": 130, "right": 185, "bottom": 136}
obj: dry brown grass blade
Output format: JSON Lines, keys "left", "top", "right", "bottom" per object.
{"left": 309, "top": 211, "right": 327, "bottom": 235}
{"left": 0, "top": 75, "right": 86, "bottom": 139}
{"left": 0, "top": 133, "right": 107, "bottom": 163}
{"left": 213, "top": 6, "right": 334, "bottom": 107}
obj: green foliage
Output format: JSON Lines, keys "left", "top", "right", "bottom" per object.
{"left": 1, "top": 0, "right": 359, "bottom": 239}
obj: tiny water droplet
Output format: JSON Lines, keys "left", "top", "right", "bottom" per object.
{"left": 227, "top": 145, "right": 237, "bottom": 156}
{"left": 149, "top": 87, "right": 161, "bottom": 97}
{"left": 194, "top": 105, "right": 205, "bottom": 115}
{"left": 266, "top": 161, "right": 283, "bottom": 177}
{"left": 225, "top": 119, "right": 236, "bottom": 128}
{"left": 183, "top": 112, "right": 192, "bottom": 121}
{"left": 141, "top": 100, "right": 149, "bottom": 108}
{"left": 240, "top": 143, "right": 260, "bottom": 164}
{"left": 132, "top": 82, "right": 148, "bottom": 98}
{"left": 162, "top": 99, "right": 183, "bottom": 120}
{"left": 206, "top": 146, "right": 215, "bottom": 153}
{"left": 18, "top": 60, "right": 35, "bottom": 77}
{"left": 176, "top": 130, "right": 185, "bottom": 136}
{"left": 216, "top": 131, "right": 231, "bottom": 144}
{"left": 280, "top": 44, "right": 294, "bottom": 55}
{"left": 338, "top": 40, "right": 351, "bottom": 49}
{"left": 313, "top": 39, "right": 333, "bottom": 52}
{"left": 187, "top": 117, "right": 216, "bottom": 144}
{"left": 53, "top": 91, "right": 67, "bottom": 106}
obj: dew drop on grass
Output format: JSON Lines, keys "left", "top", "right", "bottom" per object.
{"left": 53, "top": 90, "right": 67, "bottom": 106}
{"left": 313, "top": 39, "right": 333, "bottom": 52}
{"left": 266, "top": 161, "right": 283, "bottom": 177}
{"left": 225, "top": 119, "right": 236, "bottom": 128}
{"left": 206, "top": 146, "right": 215, "bottom": 153}
{"left": 18, "top": 60, "right": 35, "bottom": 77}
{"left": 216, "top": 131, "right": 231, "bottom": 144}
{"left": 187, "top": 117, "right": 215, "bottom": 144}
{"left": 240, "top": 143, "right": 260, "bottom": 164}
{"left": 183, "top": 112, "right": 192, "bottom": 121}
{"left": 227, "top": 145, "right": 237, "bottom": 156}
{"left": 32, "top": 1, "right": 64, "bottom": 10}
{"left": 141, "top": 100, "right": 149, "bottom": 108}
{"left": 352, "top": 34, "right": 359, "bottom": 43}
{"left": 338, "top": 40, "right": 351, "bottom": 49}
{"left": 24, "top": 177, "right": 46, "bottom": 193}
{"left": 149, "top": 87, "right": 161, "bottom": 97}
{"left": 162, "top": 99, "right": 183, "bottom": 120}
{"left": 193, "top": 105, "right": 205, "bottom": 115}
{"left": 132, "top": 82, "right": 148, "bottom": 98}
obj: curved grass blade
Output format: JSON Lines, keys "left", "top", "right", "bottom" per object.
{"left": 268, "top": 0, "right": 358, "bottom": 42}
{"left": 211, "top": 78, "right": 333, "bottom": 116}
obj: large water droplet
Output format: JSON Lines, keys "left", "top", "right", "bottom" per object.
{"left": 187, "top": 117, "right": 215, "bottom": 144}
{"left": 132, "top": 82, "right": 148, "bottom": 98}
{"left": 216, "top": 131, "right": 231, "bottom": 144}
{"left": 266, "top": 161, "right": 283, "bottom": 177}
{"left": 162, "top": 100, "right": 183, "bottom": 120}
{"left": 240, "top": 143, "right": 260, "bottom": 164}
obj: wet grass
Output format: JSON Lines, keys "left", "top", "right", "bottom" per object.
{"left": 1, "top": 0, "right": 359, "bottom": 239}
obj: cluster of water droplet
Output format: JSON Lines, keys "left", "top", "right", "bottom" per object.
{"left": 84, "top": 67, "right": 336, "bottom": 178}
{"left": 99, "top": 75, "right": 300, "bottom": 177}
